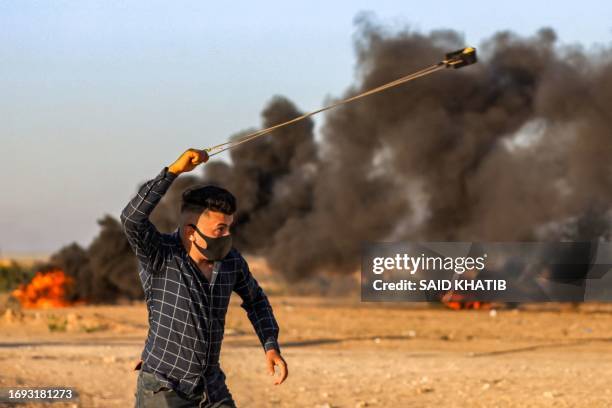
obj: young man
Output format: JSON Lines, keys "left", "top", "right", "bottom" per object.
{"left": 121, "top": 148, "right": 288, "bottom": 408}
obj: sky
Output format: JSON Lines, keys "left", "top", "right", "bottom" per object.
{"left": 1, "top": 0, "right": 611, "bottom": 255}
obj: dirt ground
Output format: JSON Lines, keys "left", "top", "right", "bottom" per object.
{"left": 2, "top": 293, "right": 612, "bottom": 408}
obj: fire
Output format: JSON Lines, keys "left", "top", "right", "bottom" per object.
{"left": 11, "top": 269, "right": 76, "bottom": 309}
{"left": 441, "top": 292, "right": 491, "bottom": 310}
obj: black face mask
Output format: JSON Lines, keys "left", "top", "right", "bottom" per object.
{"left": 187, "top": 224, "right": 232, "bottom": 261}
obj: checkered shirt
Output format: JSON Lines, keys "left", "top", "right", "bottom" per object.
{"left": 120, "top": 166, "right": 280, "bottom": 399}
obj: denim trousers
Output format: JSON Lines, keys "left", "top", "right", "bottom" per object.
{"left": 134, "top": 369, "right": 237, "bottom": 408}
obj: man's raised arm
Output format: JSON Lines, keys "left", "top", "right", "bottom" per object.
{"left": 120, "top": 148, "right": 208, "bottom": 270}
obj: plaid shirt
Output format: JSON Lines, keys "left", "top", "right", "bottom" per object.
{"left": 120, "top": 166, "right": 280, "bottom": 399}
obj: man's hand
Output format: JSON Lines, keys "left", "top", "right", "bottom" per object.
{"left": 168, "top": 148, "right": 209, "bottom": 175}
{"left": 265, "top": 349, "right": 288, "bottom": 385}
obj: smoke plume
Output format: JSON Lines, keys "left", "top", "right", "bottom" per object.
{"left": 48, "top": 19, "right": 612, "bottom": 294}
{"left": 204, "top": 20, "right": 612, "bottom": 280}
{"left": 47, "top": 216, "right": 141, "bottom": 302}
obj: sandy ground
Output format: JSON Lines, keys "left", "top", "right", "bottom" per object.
{"left": 2, "top": 296, "right": 612, "bottom": 408}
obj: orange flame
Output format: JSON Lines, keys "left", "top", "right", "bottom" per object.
{"left": 11, "top": 269, "right": 76, "bottom": 309}
{"left": 441, "top": 292, "right": 491, "bottom": 310}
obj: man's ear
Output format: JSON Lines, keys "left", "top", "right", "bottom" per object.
{"left": 187, "top": 226, "right": 196, "bottom": 242}
{"left": 182, "top": 224, "right": 195, "bottom": 242}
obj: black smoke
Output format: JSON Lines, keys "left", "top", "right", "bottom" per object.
{"left": 48, "top": 19, "right": 612, "bottom": 296}
{"left": 46, "top": 216, "right": 140, "bottom": 302}
{"left": 202, "top": 20, "right": 612, "bottom": 280}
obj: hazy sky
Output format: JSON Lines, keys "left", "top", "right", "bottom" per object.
{"left": 2, "top": 1, "right": 611, "bottom": 254}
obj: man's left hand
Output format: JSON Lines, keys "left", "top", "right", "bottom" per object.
{"left": 265, "top": 349, "right": 288, "bottom": 385}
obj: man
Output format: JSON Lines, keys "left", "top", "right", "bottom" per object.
{"left": 120, "top": 148, "right": 288, "bottom": 408}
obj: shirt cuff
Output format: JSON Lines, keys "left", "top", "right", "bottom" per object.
{"left": 160, "top": 166, "right": 179, "bottom": 182}
{"left": 264, "top": 339, "right": 280, "bottom": 354}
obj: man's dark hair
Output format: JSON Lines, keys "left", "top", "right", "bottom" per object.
{"left": 181, "top": 185, "right": 237, "bottom": 215}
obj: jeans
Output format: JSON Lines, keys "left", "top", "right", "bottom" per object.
{"left": 134, "top": 369, "right": 237, "bottom": 408}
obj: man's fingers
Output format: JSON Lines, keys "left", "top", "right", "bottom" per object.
{"left": 267, "top": 358, "right": 275, "bottom": 376}
{"left": 169, "top": 148, "right": 208, "bottom": 175}
{"left": 189, "top": 149, "right": 208, "bottom": 164}
{"left": 274, "top": 358, "right": 288, "bottom": 385}
{"left": 199, "top": 150, "right": 209, "bottom": 163}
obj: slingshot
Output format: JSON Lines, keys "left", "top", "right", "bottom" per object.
{"left": 204, "top": 47, "right": 477, "bottom": 157}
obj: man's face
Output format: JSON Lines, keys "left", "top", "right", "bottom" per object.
{"left": 186, "top": 210, "right": 233, "bottom": 248}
